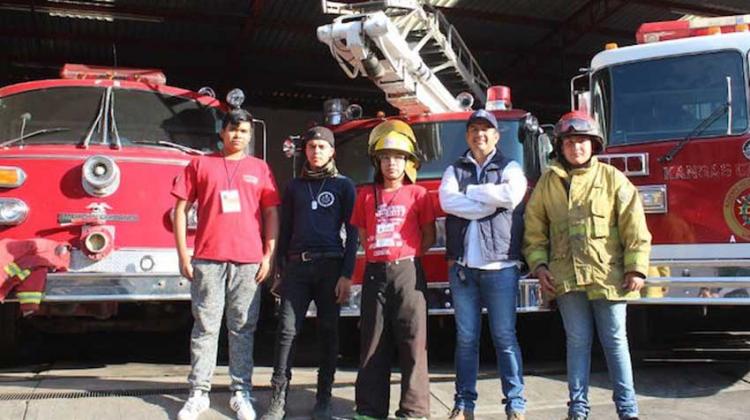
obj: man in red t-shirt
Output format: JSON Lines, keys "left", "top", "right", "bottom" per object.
{"left": 350, "top": 120, "right": 435, "bottom": 420}
{"left": 172, "top": 109, "right": 280, "bottom": 420}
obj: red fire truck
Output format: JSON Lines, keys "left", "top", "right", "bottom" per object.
{"left": 290, "top": 0, "right": 547, "bottom": 317}
{"left": 0, "top": 64, "right": 260, "bottom": 357}
{"left": 574, "top": 14, "right": 750, "bottom": 306}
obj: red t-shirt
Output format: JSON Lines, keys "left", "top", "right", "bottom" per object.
{"left": 171, "top": 153, "right": 280, "bottom": 263}
{"left": 351, "top": 184, "right": 435, "bottom": 262}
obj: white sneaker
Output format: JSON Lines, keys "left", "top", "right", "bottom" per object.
{"left": 178, "top": 390, "right": 210, "bottom": 420}
{"left": 230, "top": 390, "right": 256, "bottom": 420}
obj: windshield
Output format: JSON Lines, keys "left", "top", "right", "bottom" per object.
{"left": 593, "top": 50, "right": 748, "bottom": 145}
{"left": 335, "top": 120, "right": 524, "bottom": 185}
{"left": 0, "top": 86, "right": 223, "bottom": 151}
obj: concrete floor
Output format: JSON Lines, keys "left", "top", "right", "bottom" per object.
{"left": 0, "top": 361, "right": 748, "bottom": 420}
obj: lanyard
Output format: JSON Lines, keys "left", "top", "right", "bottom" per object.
{"left": 373, "top": 184, "right": 403, "bottom": 213}
{"left": 222, "top": 156, "right": 244, "bottom": 189}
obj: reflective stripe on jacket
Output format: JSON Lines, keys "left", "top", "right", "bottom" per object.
{"left": 523, "top": 157, "right": 652, "bottom": 300}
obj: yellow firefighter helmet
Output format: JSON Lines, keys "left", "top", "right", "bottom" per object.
{"left": 367, "top": 120, "right": 421, "bottom": 183}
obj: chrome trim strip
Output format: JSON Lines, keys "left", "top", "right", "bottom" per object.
{"left": 634, "top": 298, "right": 750, "bottom": 306}
{"left": 0, "top": 154, "right": 189, "bottom": 166}
{"left": 651, "top": 243, "right": 750, "bottom": 265}
{"left": 644, "top": 277, "right": 750, "bottom": 288}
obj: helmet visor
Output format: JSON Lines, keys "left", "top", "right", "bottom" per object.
{"left": 555, "top": 117, "right": 597, "bottom": 137}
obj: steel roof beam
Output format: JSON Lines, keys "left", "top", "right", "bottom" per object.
{"left": 436, "top": 5, "right": 632, "bottom": 41}
{"left": 0, "top": 27, "right": 327, "bottom": 60}
{"left": 499, "top": 1, "right": 629, "bottom": 80}
{"left": 0, "top": 0, "right": 323, "bottom": 34}
{"left": 0, "top": 0, "right": 246, "bottom": 24}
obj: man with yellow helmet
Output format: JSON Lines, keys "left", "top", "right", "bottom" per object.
{"left": 351, "top": 119, "right": 436, "bottom": 420}
{"left": 367, "top": 119, "right": 422, "bottom": 184}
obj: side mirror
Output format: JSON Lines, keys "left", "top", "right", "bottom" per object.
{"left": 521, "top": 122, "right": 554, "bottom": 183}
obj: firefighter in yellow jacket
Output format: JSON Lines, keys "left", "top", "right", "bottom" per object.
{"left": 523, "top": 111, "right": 651, "bottom": 420}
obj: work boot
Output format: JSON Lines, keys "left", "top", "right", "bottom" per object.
{"left": 564, "top": 415, "right": 587, "bottom": 420}
{"left": 448, "top": 407, "right": 474, "bottom": 420}
{"left": 260, "top": 382, "right": 287, "bottom": 420}
{"left": 311, "top": 397, "right": 332, "bottom": 420}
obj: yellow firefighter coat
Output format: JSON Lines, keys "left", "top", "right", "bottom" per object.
{"left": 523, "top": 157, "right": 652, "bottom": 300}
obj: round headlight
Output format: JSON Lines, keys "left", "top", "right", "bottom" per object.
{"left": 82, "top": 155, "right": 120, "bottom": 197}
{"left": 0, "top": 198, "right": 29, "bottom": 225}
{"left": 226, "top": 88, "right": 245, "bottom": 109}
{"left": 198, "top": 86, "right": 216, "bottom": 98}
{"left": 456, "top": 92, "right": 474, "bottom": 110}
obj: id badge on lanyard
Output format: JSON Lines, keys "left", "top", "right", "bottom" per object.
{"left": 221, "top": 157, "right": 244, "bottom": 213}
{"left": 220, "top": 189, "right": 241, "bottom": 213}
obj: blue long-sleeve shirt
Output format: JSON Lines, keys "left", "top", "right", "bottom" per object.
{"left": 277, "top": 175, "right": 358, "bottom": 278}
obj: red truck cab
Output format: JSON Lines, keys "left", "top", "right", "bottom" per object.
{"left": 0, "top": 64, "right": 252, "bottom": 356}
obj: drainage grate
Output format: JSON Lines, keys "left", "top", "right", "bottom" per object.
{"left": 0, "top": 381, "right": 331, "bottom": 401}
{"left": 0, "top": 386, "right": 223, "bottom": 401}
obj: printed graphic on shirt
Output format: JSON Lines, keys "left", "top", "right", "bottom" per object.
{"left": 317, "top": 191, "right": 335, "bottom": 208}
{"left": 243, "top": 174, "right": 259, "bottom": 184}
{"left": 372, "top": 203, "right": 406, "bottom": 257}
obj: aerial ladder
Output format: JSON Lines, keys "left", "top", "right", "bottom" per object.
{"left": 317, "top": 0, "right": 491, "bottom": 115}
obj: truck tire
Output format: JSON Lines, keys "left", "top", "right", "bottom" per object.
{"left": 0, "top": 303, "right": 19, "bottom": 364}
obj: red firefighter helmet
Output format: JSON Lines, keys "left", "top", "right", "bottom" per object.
{"left": 553, "top": 111, "right": 604, "bottom": 152}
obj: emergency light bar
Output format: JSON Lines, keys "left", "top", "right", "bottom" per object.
{"left": 60, "top": 64, "right": 167, "bottom": 85}
{"left": 485, "top": 86, "right": 512, "bottom": 111}
{"left": 636, "top": 14, "right": 750, "bottom": 44}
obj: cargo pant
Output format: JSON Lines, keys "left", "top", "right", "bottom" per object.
{"left": 355, "top": 258, "right": 430, "bottom": 419}
{"left": 270, "top": 257, "right": 343, "bottom": 401}
{"left": 188, "top": 259, "right": 261, "bottom": 393}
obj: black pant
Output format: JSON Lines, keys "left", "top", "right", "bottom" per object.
{"left": 355, "top": 258, "right": 430, "bottom": 419}
{"left": 271, "top": 258, "right": 342, "bottom": 400}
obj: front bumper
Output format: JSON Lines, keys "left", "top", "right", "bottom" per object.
{"left": 4, "top": 248, "right": 191, "bottom": 303}
{"left": 310, "top": 278, "right": 546, "bottom": 317}
{"left": 42, "top": 272, "right": 190, "bottom": 302}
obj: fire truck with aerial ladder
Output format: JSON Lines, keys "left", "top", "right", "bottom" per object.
{"left": 285, "top": 0, "right": 548, "bottom": 318}
{"left": 307, "top": 2, "right": 750, "bottom": 337}
{"left": 0, "top": 63, "right": 262, "bottom": 360}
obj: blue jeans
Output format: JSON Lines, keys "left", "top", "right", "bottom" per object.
{"left": 556, "top": 292, "right": 639, "bottom": 419}
{"left": 449, "top": 264, "right": 525, "bottom": 414}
